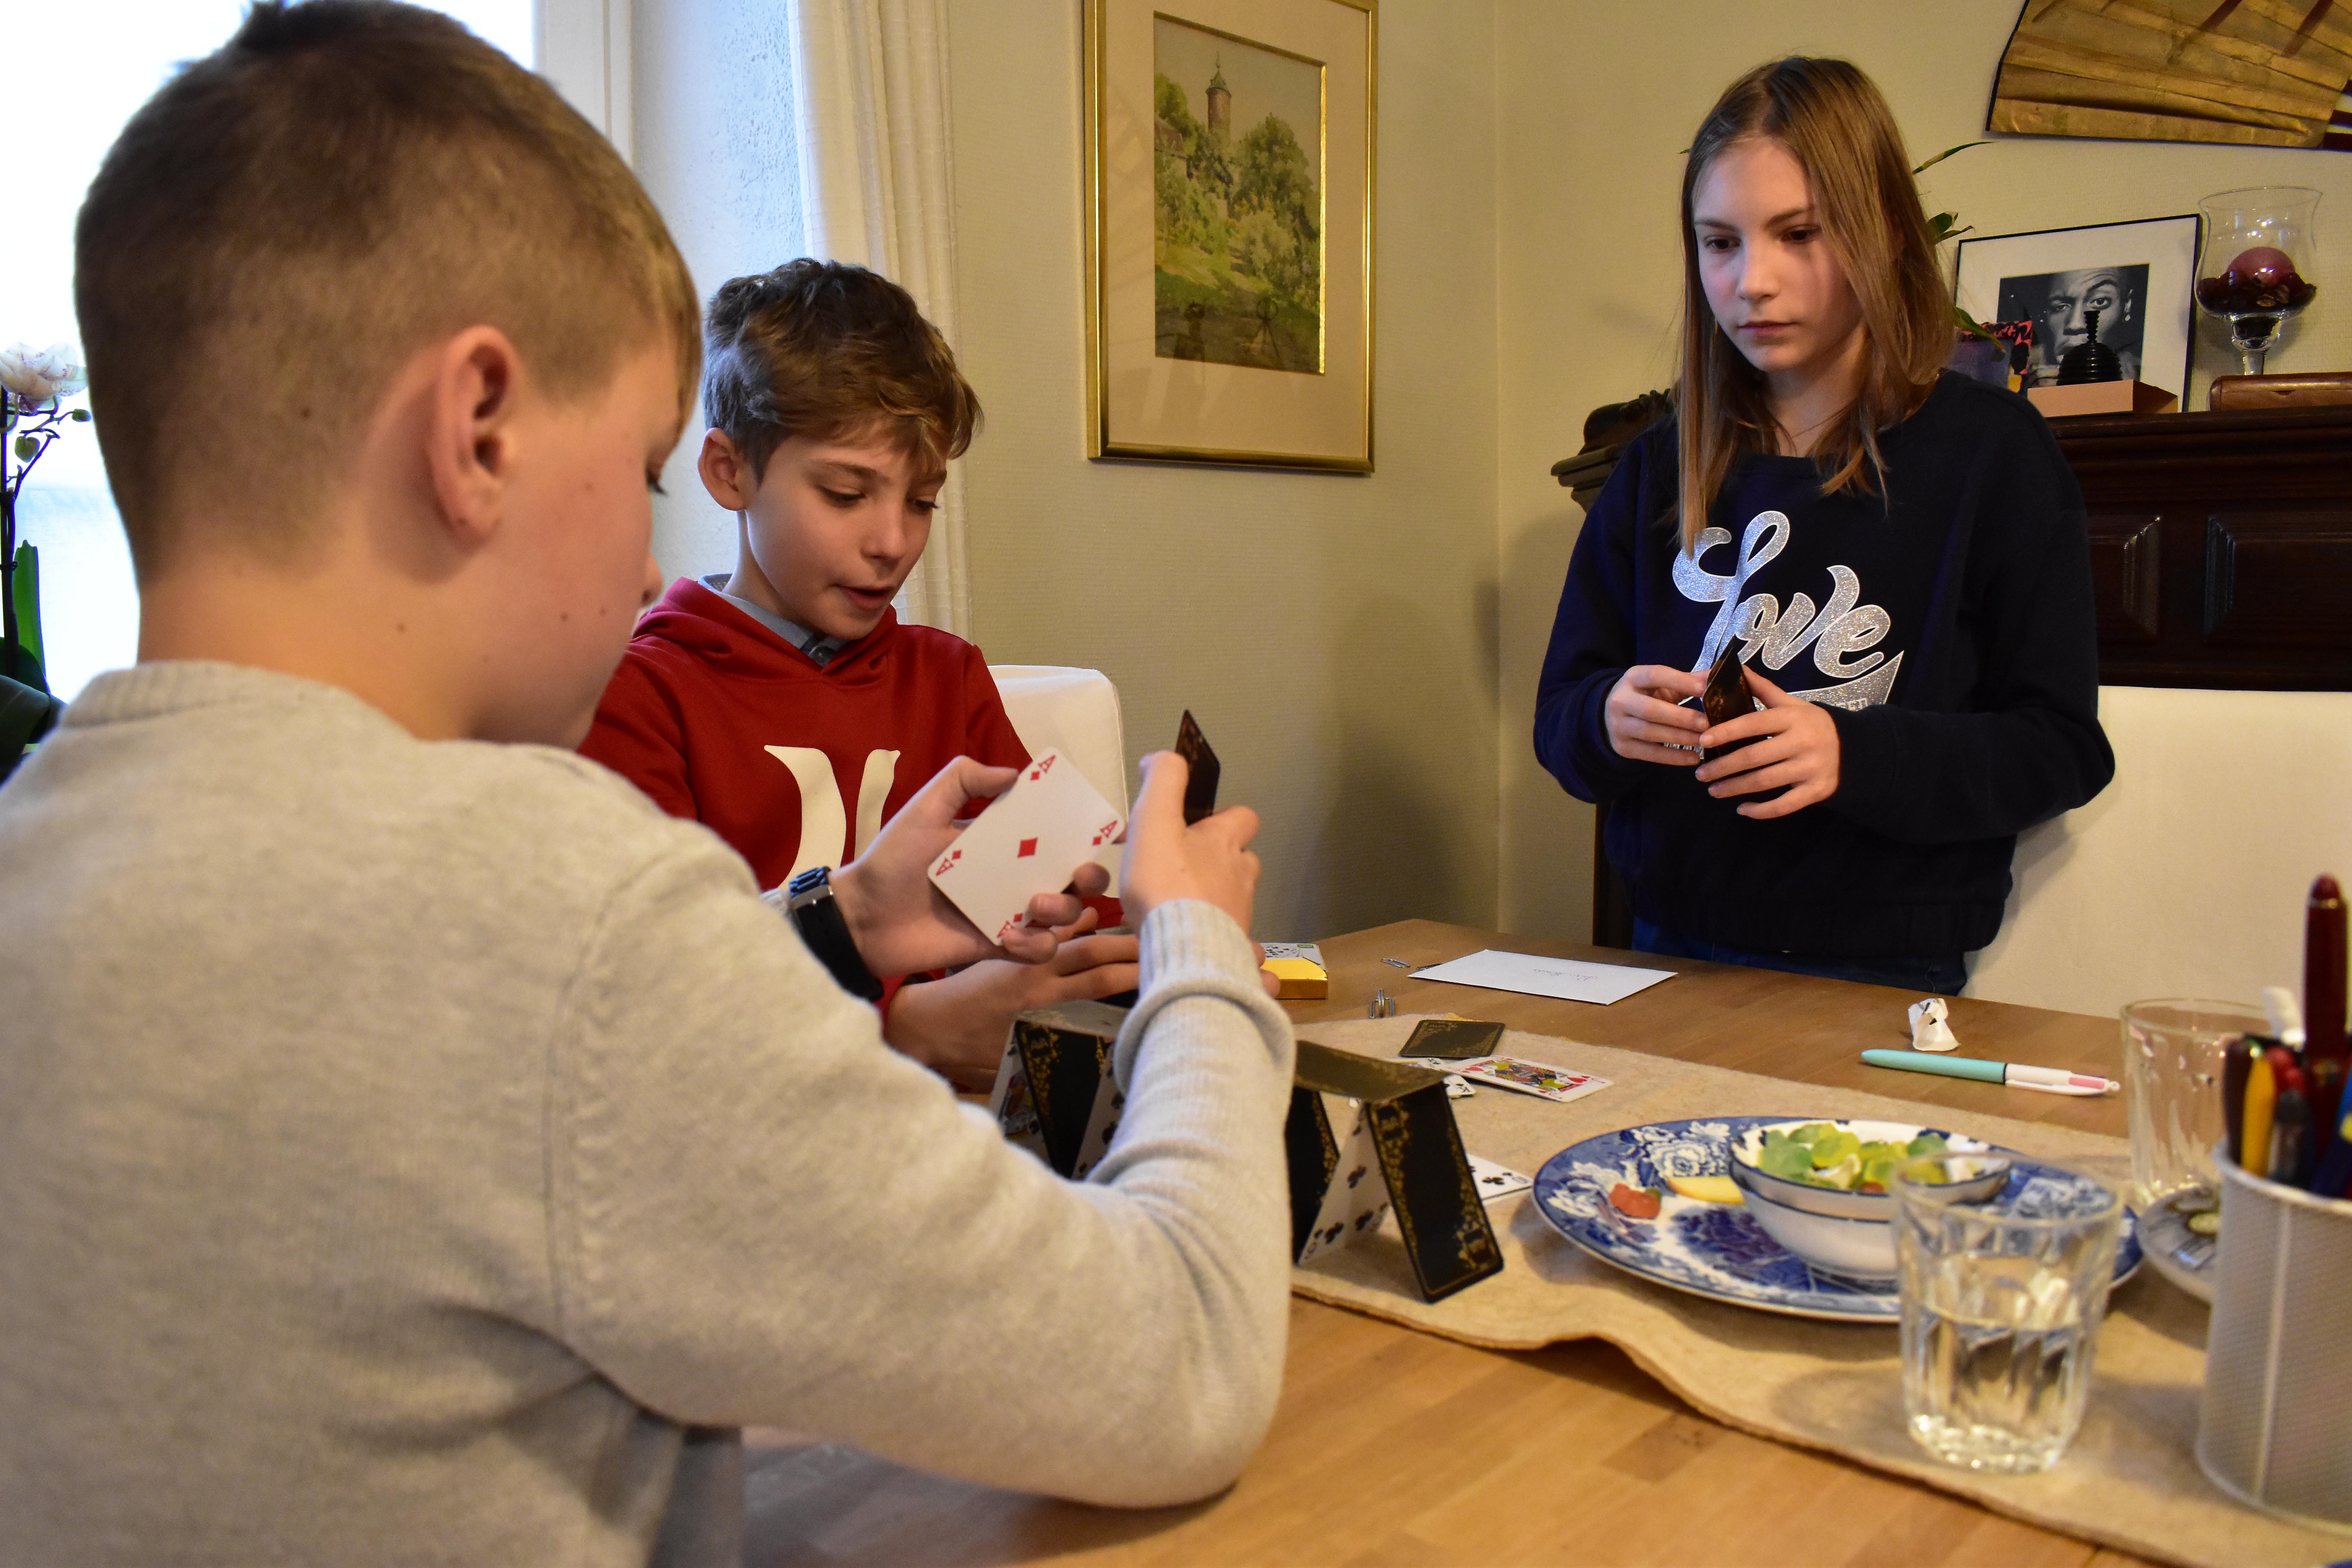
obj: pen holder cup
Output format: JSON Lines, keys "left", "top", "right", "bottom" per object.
{"left": 2194, "top": 1148, "right": 2352, "bottom": 1532}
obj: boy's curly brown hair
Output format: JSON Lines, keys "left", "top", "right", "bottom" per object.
{"left": 703, "top": 260, "right": 979, "bottom": 482}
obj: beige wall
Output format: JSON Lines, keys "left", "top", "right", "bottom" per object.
{"left": 944, "top": 0, "right": 1503, "bottom": 942}
{"left": 1495, "top": 0, "right": 2352, "bottom": 943}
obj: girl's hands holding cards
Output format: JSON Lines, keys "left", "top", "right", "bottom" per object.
{"left": 1120, "top": 751, "right": 1260, "bottom": 933}
{"left": 1604, "top": 664, "right": 1708, "bottom": 764}
{"left": 831, "top": 756, "right": 1106, "bottom": 977}
{"left": 1693, "top": 668, "right": 1841, "bottom": 818}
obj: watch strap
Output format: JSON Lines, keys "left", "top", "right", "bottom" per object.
{"left": 783, "top": 866, "right": 884, "bottom": 1001}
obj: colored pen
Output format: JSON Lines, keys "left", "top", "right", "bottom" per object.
{"left": 2312, "top": 1106, "right": 2352, "bottom": 1199}
{"left": 1860, "top": 1049, "right": 2119, "bottom": 1095}
{"left": 2264, "top": 985, "right": 2308, "bottom": 1053}
{"left": 2309, "top": 1057, "right": 2344, "bottom": 1170}
{"left": 2310, "top": 875, "right": 2349, "bottom": 1139}
{"left": 2270, "top": 1090, "right": 2311, "bottom": 1187}
{"left": 2223, "top": 1035, "right": 2255, "bottom": 1169}
{"left": 2241, "top": 1053, "right": 2277, "bottom": 1176}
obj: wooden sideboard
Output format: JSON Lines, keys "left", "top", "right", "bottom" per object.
{"left": 2055, "top": 404, "right": 2352, "bottom": 690}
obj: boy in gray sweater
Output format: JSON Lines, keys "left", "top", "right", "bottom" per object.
{"left": 0, "top": 4, "right": 1295, "bottom": 1564}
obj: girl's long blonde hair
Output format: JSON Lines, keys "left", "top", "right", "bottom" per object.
{"left": 1674, "top": 58, "right": 1951, "bottom": 554}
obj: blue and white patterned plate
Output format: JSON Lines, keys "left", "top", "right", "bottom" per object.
{"left": 1532, "top": 1116, "right": 2144, "bottom": 1324}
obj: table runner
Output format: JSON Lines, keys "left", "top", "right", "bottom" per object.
{"left": 1289, "top": 1018, "right": 2350, "bottom": 1568}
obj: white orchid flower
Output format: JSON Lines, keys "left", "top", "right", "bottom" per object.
{"left": 0, "top": 342, "right": 89, "bottom": 408}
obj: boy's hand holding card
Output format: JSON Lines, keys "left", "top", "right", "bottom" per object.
{"left": 927, "top": 749, "right": 1127, "bottom": 948}
{"left": 833, "top": 756, "right": 1107, "bottom": 975}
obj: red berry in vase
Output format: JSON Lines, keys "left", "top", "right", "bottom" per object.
{"left": 2197, "top": 246, "right": 2319, "bottom": 313}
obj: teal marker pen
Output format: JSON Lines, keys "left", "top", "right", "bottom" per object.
{"left": 1861, "top": 1049, "right": 2119, "bottom": 1095}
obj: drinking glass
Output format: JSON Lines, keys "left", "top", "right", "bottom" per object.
{"left": 1892, "top": 1158, "right": 2123, "bottom": 1474}
{"left": 2120, "top": 999, "right": 2264, "bottom": 1210}
{"left": 2196, "top": 187, "right": 2321, "bottom": 377}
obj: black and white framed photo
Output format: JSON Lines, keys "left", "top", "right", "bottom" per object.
{"left": 1955, "top": 214, "right": 2200, "bottom": 403}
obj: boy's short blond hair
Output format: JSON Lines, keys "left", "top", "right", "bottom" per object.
{"left": 74, "top": 0, "right": 701, "bottom": 579}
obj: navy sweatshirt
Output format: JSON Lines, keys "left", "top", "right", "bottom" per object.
{"left": 1534, "top": 372, "right": 2114, "bottom": 960}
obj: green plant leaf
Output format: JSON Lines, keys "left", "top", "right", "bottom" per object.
{"left": 1952, "top": 304, "right": 1999, "bottom": 343}
{"left": 69, "top": 408, "right": 90, "bottom": 422}
{"left": 13, "top": 434, "right": 37, "bottom": 462}
{"left": 1912, "top": 140, "right": 1988, "bottom": 174}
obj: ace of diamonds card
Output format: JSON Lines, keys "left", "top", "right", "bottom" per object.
{"left": 928, "top": 748, "right": 1125, "bottom": 946}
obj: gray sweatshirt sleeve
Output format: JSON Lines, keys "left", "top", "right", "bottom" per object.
{"left": 548, "top": 840, "right": 1297, "bottom": 1507}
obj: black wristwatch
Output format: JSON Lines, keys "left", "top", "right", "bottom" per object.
{"left": 784, "top": 866, "right": 885, "bottom": 1001}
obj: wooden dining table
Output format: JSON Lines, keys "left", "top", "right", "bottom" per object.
{"left": 741, "top": 920, "right": 2157, "bottom": 1567}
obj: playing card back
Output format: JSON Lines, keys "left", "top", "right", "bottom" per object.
{"left": 1174, "top": 710, "right": 1220, "bottom": 825}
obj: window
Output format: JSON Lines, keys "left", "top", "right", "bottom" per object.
{"left": 7, "top": 1, "right": 563, "bottom": 703}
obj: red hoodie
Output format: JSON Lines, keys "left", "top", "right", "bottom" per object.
{"left": 579, "top": 577, "right": 1029, "bottom": 891}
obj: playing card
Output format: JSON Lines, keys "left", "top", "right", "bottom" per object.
{"left": 1069, "top": 1074, "right": 1127, "bottom": 1180}
{"left": 1295, "top": 1094, "right": 1393, "bottom": 1265}
{"left": 1466, "top": 1154, "right": 1532, "bottom": 1201}
{"left": 1174, "top": 710, "right": 1220, "bottom": 824}
{"left": 927, "top": 748, "right": 1126, "bottom": 946}
{"left": 1402, "top": 1018, "right": 1505, "bottom": 1061}
{"left": 1452, "top": 1055, "right": 1611, "bottom": 1105}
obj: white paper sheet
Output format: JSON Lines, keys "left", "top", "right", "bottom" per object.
{"left": 1413, "top": 948, "right": 1675, "bottom": 1006}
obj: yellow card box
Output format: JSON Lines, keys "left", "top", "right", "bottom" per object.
{"left": 1261, "top": 941, "right": 1328, "bottom": 1000}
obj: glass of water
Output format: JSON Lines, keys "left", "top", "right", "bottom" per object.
{"left": 1891, "top": 1157, "right": 2123, "bottom": 1474}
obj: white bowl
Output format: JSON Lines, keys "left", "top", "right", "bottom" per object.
{"left": 1729, "top": 1119, "right": 2003, "bottom": 1220}
{"left": 1740, "top": 1182, "right": 1903, "bottom": 1280}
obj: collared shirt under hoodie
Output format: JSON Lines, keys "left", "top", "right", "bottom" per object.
{"left": 1534, "top": 372, "right": 2114, "bottom": 960}
{"left": 579, "top": 577, "right": 1030, "bottom": 894}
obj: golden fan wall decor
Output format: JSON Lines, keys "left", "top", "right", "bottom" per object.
{"left": 1989, "top": 0, "right": 2352, "bottom": 151}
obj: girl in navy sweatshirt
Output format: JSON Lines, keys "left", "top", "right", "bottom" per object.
{"left": 1534, "top": 57, "right": 2113, "bottom": 995}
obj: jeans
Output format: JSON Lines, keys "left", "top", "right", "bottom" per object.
{"left": 1631, "top": 918, "right": 1967, "bottom": 998}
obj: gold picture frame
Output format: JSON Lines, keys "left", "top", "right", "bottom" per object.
{"left": 1085, "top": 0, "right": 1376, "bottom": 472}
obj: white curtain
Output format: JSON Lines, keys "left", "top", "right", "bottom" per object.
{"left": 790, "top": 0, "right": 969, "bottom": 637}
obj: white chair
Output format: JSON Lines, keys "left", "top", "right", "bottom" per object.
{"left": 1966, "top": 686, "right": 2352, "bottom": 1018}
{"left": 989, "top": 665, "right": 1129, "bottom": 875}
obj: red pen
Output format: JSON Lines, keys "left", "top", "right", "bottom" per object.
{"left": 2310, "top": 875, "right": 2349, "bottom": 1137}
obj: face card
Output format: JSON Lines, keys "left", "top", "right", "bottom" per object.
{"left": 927, "top": 749, "right": 1126, "bottom": 946}
{"left": 986, "top": 1038, "right": 1049, "bottom": 1165}
{"left": 1453, "top": 1056, "right": 1611, "bottom": 1106}
{"left": 1466, "top": 1154, "right": 1532, "bottom": 1201}
{"left": 1174, "top": 710, "right": 1221, "bottom": 825}
{"left": 1402, "top": 1018, "right": 1506, "bottom": 1061}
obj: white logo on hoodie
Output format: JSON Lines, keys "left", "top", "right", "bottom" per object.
{"left": 1671, "top": 510, "right": 1903, "bottom": 710}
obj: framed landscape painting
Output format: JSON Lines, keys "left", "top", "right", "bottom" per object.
{"left": 1086, "top": 0, "right": 1376, "bottom": 471}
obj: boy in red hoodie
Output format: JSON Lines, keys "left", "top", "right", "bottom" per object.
{"left": 581, "top": 261, "right": 1136, "bottom": 1087}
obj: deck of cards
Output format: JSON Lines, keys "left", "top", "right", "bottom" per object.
{"left": 928, "top": 748, "right": 1125, "bottom": 947}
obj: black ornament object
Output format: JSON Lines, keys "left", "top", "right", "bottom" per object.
{"left": 2056, "top": 307, "right": 2123, "bottom": 385}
